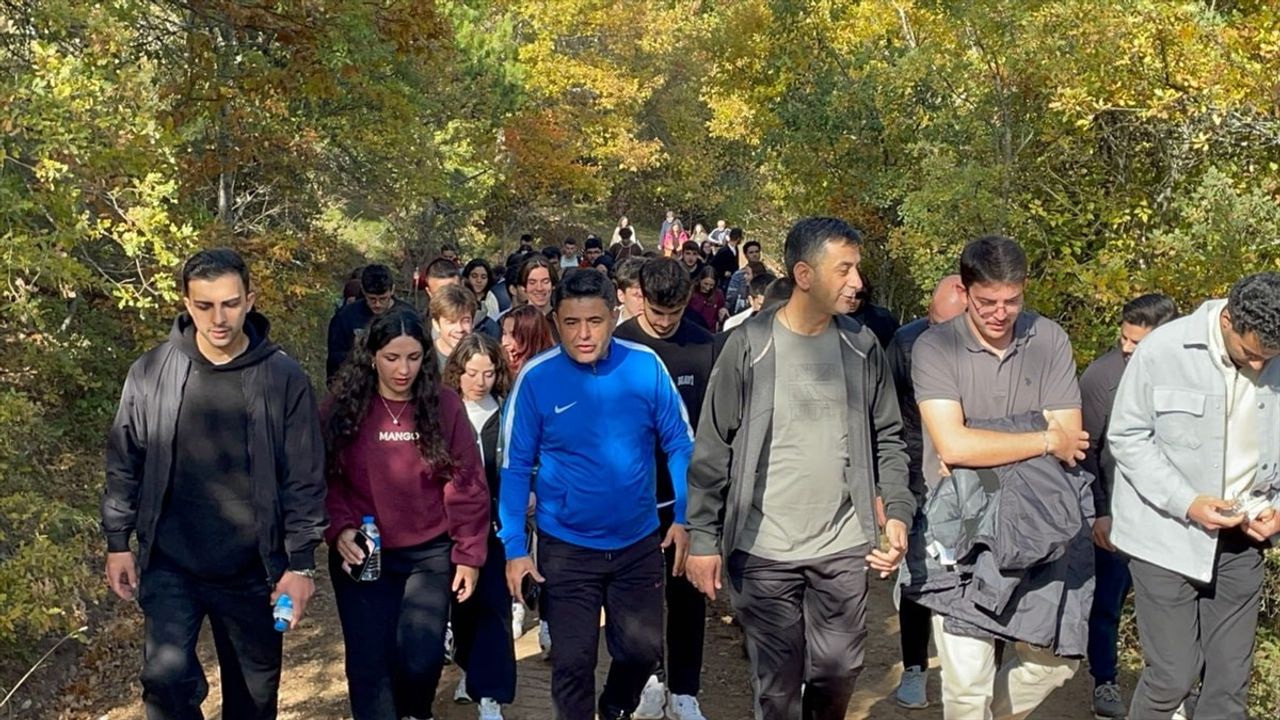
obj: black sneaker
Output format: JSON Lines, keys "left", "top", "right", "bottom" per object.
{"left": 598, "top": 704, "right": 633, "bottom": 720}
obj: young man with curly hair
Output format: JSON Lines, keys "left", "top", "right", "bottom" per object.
{"left": 1109, "top": 272, "right": 1280, "bottom": 718}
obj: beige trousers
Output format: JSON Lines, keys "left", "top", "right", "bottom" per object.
{"left": 932, "top": 615, "right": 1079, "bottom": 720}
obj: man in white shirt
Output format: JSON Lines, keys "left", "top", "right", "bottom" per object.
{"left": 561, "top": 237, "right": 583, "bottom": 269}
{"left": 1109, "top": 272, "right": 1280, "bottom": 718}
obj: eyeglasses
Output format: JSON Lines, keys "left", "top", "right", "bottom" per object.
{"left": 971, "top": 295, "right": 1023, "bottom": 317}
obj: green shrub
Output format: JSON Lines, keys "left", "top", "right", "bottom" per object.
{"left": 1250, "top": 552, "right": 1280, "bottom": 718}
{"left": 0, "top": 491, "right": 98, "bottom": 664}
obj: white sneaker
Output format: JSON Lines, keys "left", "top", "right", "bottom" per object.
{"left": 478, "top": 698, "right": 503, "bottom": 720}
{"left": 539, "top": 620, "right": 553, "bottom": 661}
{"left": 633, "top": 675, "right": 666, "bottom": 719}
{"left": 894, "top": 665, "right": 929, "bottom": 709}
{"left": 1173, "top": 688, "right": 1199, "bottom": 720}
{"left": 666, "top": 692, "right": 707, "bottom": 720}
{"left": 511, "top": 602, "right": 527, "bottom": 640}
{"left": 453, "top": 672, "right": 471, "bottom": 704}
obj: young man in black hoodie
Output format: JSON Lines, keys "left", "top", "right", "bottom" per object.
{"left": 102, "top": 248, "right": 327, "bottom": 720}
{"left": 613, "top": 258, "right": 718, "bottom": 720}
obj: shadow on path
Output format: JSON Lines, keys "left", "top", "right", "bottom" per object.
{"left": 90, "top": 567, "right": 1105, "bottom": 719}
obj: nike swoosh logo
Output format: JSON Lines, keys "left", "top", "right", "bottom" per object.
{"left": 554, "top": 402, "right": 577, "bottom": 414}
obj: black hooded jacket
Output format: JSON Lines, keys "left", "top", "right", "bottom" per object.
{"left": 102, "top": 312, "right": 327, "bottom": 582}
{"left": 326, "top": 297, "right": 415, "bottom": 380}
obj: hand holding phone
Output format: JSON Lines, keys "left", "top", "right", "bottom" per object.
{"left": 336, "top": 528, "right": 374, "bottom": 581}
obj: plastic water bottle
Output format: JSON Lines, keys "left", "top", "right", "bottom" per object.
{"left": 273, "top": 594, "right": 293, "bottom": 632}
{"left": 360, "top": 515, "right": 382, "bottom": 582}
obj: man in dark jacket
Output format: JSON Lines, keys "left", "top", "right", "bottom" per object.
{"left": 883, "top": 273, "right": 965, "bottom": 710}
{"left": 685, "top": 217, "right": 913, "bottom": 720}
{"left": 847, "top": 272, "right": 900, "bottom": 348}
{"left": 678, "top": 241, "right": 705, "bottom": 279}
{"left": 609, "top": 228, "right": 644, "bottom": 263}
{"left": 326, "top": 263, "right": 412, "bottom": 380}
{"left": 709, "top": 227, "right": 743, "bottom": 290}
{"left": 1078, "top": 293, "right": 1177, "bottom": 719}
{"left": 102, "top": 248, "right": 327, "bottom": 720}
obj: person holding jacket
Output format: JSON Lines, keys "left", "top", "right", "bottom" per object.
{"left": 1109, "top": 273, "right": 1280, "bottom": 719}
{"left": 102, "top": 248, "right": 327, "bottom": 720}
{"left": 324, "top": 308, "right": 490, "bottom": 720}
{"left": 443, "top": 333, "right": 518, "bottom": 720}
{"left": 912, "top": 235, "right": 1089, "bottom": 719}
{"left": 684, "top": 217, "right": 914, "bottom": 720}
{"left": 499, "top": 270, "right": 695, "bottom": 720}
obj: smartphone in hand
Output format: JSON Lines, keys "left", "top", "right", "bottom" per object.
{"left": 341, "top": 530, "right": 375, "bottom": 581}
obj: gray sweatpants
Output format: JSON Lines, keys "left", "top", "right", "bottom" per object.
{"left": 728, "top": 544, "right": 870, "bottom": 720}
{"left": 1128, "top": 530, "right": 1265, "bottom": 720}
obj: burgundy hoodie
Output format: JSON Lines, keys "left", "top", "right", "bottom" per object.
{"left": 324, "top": 387, "right": 489, "bottom": 568}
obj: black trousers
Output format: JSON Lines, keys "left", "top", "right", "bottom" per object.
{"left": 898, "top": 595, "right": 932, "bottom": 670}
{"left": 330, "top": 537, "right": 453, "bottom": 720}
{"left": 602, "top": 505, "right": 706, "bottom": 697}
{"left": 452, "top": 533, "right": 516, "bottom": 703}
{"left": 539, "top": 531, "right": 664, "bottom": 720}
{"left": 728, "top": 545, "right": 870, "bottom": 720}
{"left": 138, "top": 557, "right": 281, "bottom": 720}
{"left": 1129, "top": 530, "right": 1264, "bottom": 720}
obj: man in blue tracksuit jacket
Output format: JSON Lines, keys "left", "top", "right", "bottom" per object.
{"left": 499, "top": 268, "right": 695, "bottom": 720}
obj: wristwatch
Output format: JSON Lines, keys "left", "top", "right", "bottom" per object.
{"left": 288, "top": 568, "right": 318, "bottom": 579}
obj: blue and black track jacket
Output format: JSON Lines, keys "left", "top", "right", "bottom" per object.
{"left": 497, "top": 338, "right": 694, "bottom": 559}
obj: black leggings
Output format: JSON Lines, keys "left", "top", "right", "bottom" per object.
{"left": 330, "top": 537, "right": 452, "bottom": 720}
{"left": 451, "top": 534, "right": 516, "bottom": 703}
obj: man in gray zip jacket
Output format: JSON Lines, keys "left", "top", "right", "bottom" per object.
{"left": 1109, "top": 272, "right": 1280, "bottom": 719}
{"left": 684, "top": 217, "right": 913, "bottom": 720}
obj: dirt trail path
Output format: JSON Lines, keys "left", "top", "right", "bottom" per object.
{"left": 90, "top": 568, "right": 1107, "bottom": 719}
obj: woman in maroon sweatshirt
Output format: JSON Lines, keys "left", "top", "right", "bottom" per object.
{"left": 324, "top": 308, "right": 489, "bottom": 720}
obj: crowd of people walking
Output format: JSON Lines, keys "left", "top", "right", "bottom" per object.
{"left": 101, "top": 211, "right": 1280, "bottom": 720}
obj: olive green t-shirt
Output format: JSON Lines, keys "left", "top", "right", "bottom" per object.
{"left": 737, "top": 318, "right": 867, "bottom": 560}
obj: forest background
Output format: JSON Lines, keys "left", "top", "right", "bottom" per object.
{"left": 3, "top": 0, "right": 1280, "bottom": 715}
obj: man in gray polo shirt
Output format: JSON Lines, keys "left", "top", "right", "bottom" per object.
{"left": 912, "top": 235, "right": 1089, "bottom": 719}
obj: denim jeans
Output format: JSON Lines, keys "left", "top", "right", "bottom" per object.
{"left": 1087, "top": 542, "right": 1132, "bottom": 685}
